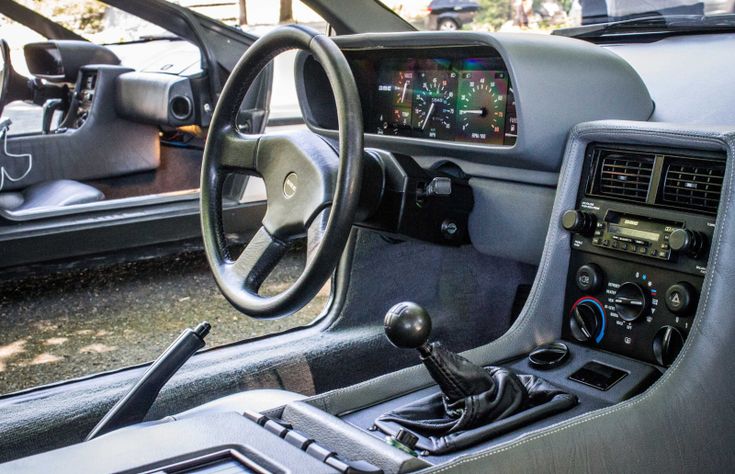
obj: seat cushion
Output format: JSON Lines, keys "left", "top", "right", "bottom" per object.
{"left": 0, "top": 179, "right": 104, "bottom": 212}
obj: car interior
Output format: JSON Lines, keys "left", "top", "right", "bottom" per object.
{"left": 1, "top": 0, "right": 734, "bottom": 473}
{"left": 0, "top": 1, "right": 276, "bottom": 219}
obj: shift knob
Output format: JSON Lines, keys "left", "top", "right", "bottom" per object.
{"left": 384, "top": 302, "right": 432, "bottom": 349}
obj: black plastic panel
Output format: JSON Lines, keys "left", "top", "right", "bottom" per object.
{"left": 24, "top": 40, "right": 120, "bottom": 82}
{"left": 563, "top": 251, "right": 703, "bottom": 366}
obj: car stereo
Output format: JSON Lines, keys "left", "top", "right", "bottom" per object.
{"left": 567, "top": 211, "right": 688, "bottom": 262}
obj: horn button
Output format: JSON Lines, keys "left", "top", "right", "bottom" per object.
{"left": 256, "top": 132, "right": 337, "bottom": 240}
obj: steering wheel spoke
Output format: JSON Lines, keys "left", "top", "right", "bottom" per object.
{"left": 216, "top": 128, "right": 261, "bottom": 171}
{"left": 229, "top": 226, "right": 289, "bottom": 293}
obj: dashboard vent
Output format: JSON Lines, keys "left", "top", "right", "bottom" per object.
{"left": 589, "top": 149, "right": 655, "bottom": 203}
{"left": 659, "top": 157, "right": 724, "bottom": 215}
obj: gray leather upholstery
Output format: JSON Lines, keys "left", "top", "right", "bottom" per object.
{"left": 303, "top": 121, "right": 735, "bottom": 472}
{"left": 171, "top": 389, "right": 306, "bottom": 419}
{"left": 0, "top": 179, "right": 104, "bottom": 212}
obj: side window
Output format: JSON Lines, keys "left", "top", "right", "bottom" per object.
{"left": 0, "top": 1, "right": 330, "bottom": 395}
{"left": 0, "top": 2, "right": 185, "bottom": 134}
{"left": 180, "top": 0, "right": 327, "bottom": 122}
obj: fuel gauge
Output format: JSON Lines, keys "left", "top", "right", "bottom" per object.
{"left": 375, "top": 70, "right": 414, "bottom": 136}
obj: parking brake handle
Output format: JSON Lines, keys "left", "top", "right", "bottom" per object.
{"left": 86, "top": 322, "right": 211, "bottom": 441}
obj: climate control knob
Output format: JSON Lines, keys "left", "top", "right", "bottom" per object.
{"left": 569, "top": 300, "right": 603, "bottom": 342}
{"left": 613, "top": 282, "right": 650, "bottom": 322}
{"left": 562, "top": 210, "right": 597, "bottom": 237}
{"left": 669, "top": 228, "right": 707, "bottom": 257}
{"left": 652, "top": 325, "right": 685, "bottom": 367}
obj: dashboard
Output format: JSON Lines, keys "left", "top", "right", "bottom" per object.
{"left": 346, "top": 47, "right": 517, "bottom": 146}
{"left": 354, "top": 56, "right": 517, "bottom": 146}
{"left": 297, "top": 34, "right": 653, "bottom": 171}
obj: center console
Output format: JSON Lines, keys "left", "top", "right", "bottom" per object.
{"left": 1, "top": 137, "right": 726, "bottom": 473}
{"left": 561, "top": 144, "right": 722, "bottom": 367}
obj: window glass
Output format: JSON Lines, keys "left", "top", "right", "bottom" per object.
{"left": 382, "top": 0, "right": 735, "bottom": 34}
{"left": 12, "top": 0, "right": 172, "bottom": 43}
{"left": 0, "top": 1, "right": 329, "bottom": 395}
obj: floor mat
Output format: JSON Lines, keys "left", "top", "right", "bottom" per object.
{"left": 86, "top": 145, "right": 202, "bottom": 200}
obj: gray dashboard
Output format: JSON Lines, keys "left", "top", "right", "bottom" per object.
{"left": 295, "top": 31, "right": 654, "bottom": 172}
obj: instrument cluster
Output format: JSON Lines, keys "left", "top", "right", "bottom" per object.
{"left": 369, "top": 58, "right": 517, "bottom": 146}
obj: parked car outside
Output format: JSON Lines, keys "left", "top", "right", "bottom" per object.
{"left": 425, "top": 0, "right": 480, "bottom": 30}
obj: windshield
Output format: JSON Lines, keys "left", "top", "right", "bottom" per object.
{"left": 380, "top": 0, "right": 735, "bottom": 34}
{"left": 9, "top": 0, "right": 173, "bottom": 44}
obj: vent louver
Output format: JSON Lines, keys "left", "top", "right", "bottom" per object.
{"left": 590, "top": 150, "right": 655, "bottom": 203}
{"left": 659, "top": 158, "right": 724, "bottom": 215}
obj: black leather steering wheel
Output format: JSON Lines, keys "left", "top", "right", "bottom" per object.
{"left": 201, "top": 25, "right": 364, "bottom": 319}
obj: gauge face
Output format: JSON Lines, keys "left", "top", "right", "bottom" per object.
{"left": 456, "top": 71, "right": 508, "bottom": 144}
{"left": 375, "top": 70, "right": 414, "bottom": 135}
{"left": 412, "top": 71, "right": 457, "bottom": 140}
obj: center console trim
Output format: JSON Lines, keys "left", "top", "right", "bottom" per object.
{"left": 300, "top": 121, "right": 735, "bottom": 472}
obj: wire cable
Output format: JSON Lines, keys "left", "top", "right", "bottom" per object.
{"left": 0, "top": 123, "right": 33, "bottom": 192}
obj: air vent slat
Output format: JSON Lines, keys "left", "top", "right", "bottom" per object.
{"left": 659, "top": 157, "right": 724, "bottom": 215}
{"left": 591, "top": 150, "right": 654, "bottom": 203}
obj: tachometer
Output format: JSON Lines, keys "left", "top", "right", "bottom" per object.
{"left": 412, "top": 71, "right": 457, "bottom": 140}
{"left": 456, "top": 71, "right": 508, "bottom": 144}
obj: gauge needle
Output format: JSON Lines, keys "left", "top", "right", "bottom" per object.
{"left": 422, "top": 102, "right": 436, "bottom": 130}
{"left": 400, "top": 81, "right": 409, "bottom": 103}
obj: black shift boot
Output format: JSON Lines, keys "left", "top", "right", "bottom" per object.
{"left": 379, "top": 302, "right": 577, "bottom": 454}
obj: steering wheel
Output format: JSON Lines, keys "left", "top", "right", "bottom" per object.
{"left": 200, "top": 25, "right": 364, "bottom": 319}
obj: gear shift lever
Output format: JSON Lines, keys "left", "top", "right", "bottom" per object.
{"left": 379, "top": 302, "right": 578, "bottom": 455}
{"left": 384, "top": 302, "right": 495, "bottom": 403}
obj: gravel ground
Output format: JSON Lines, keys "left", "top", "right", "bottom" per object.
{"left": 0, "top": 248, "right": 327, "bottom": 395}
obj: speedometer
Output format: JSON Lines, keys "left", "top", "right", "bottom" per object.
{"left": 456, "top": 71, "right": 508, "bottom": 144}
{"left": 412, "top": 71, "right": 457, "bottom": 140}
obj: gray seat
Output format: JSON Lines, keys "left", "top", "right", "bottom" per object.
{"left": 0, "top": 179, "right": 104, "bottom": 212}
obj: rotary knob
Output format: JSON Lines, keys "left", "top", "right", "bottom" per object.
{"left": 652, "top": 325, "right": 685, "bottom": 367}
{"left": 669, "top": 228, "right": 707, "bottom": 258}
{"left": 562, "top": 210, "right": 597, "bottom": 237}
{"left": 613, "top": 282, "right": 650, "bottom": 322}
{"left": 569, "top": 300, "right": 603, "bottom": 342}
